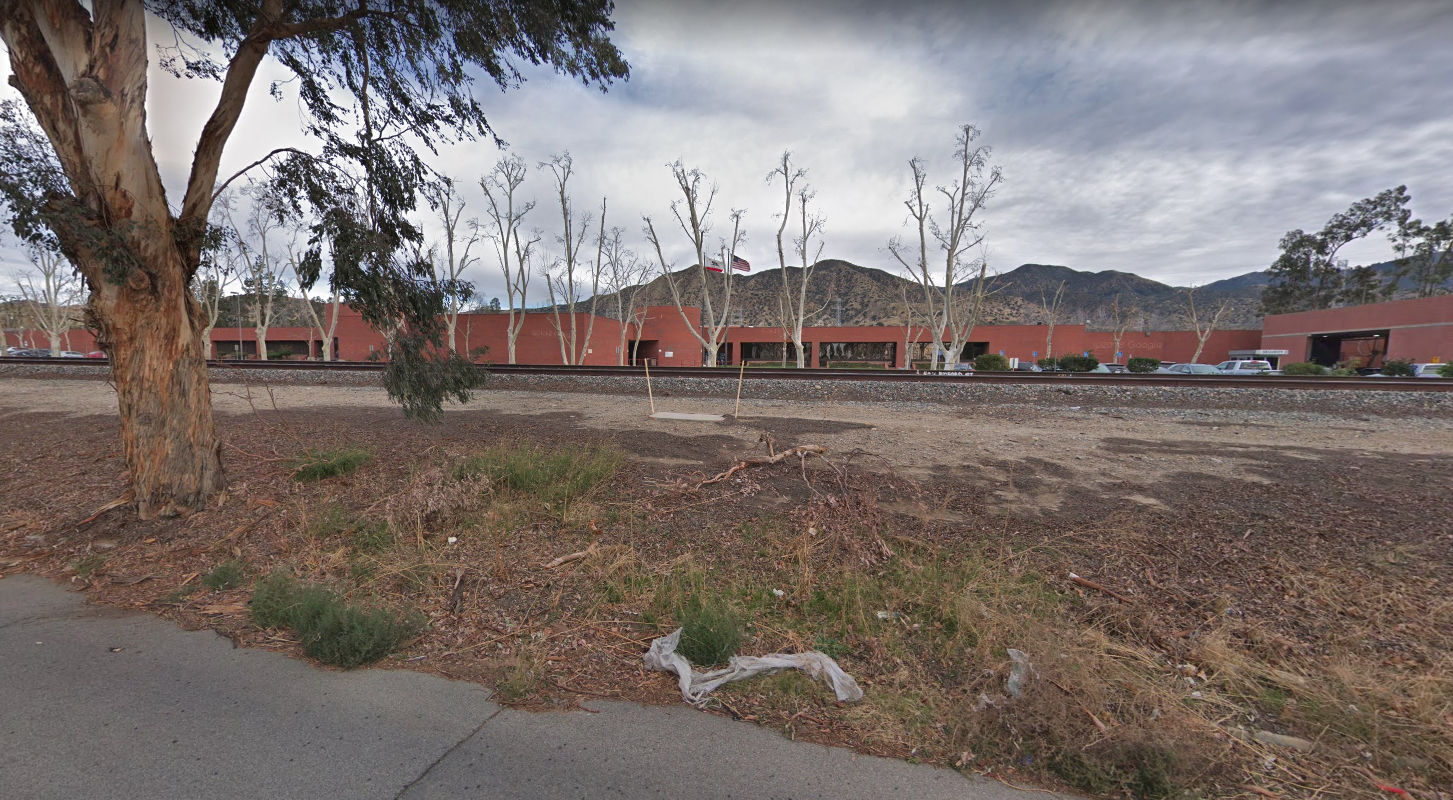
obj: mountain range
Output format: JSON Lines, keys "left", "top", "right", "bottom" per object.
{"left": 570, "top": 260, "right": 1272, "bottom": 331}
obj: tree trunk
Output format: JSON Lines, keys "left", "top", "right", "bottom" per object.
{"left": 48, "top": 332, "right": 61, "bottom": 356}
{"left": 94, "top": 283, "right": 223, "bottom": 519}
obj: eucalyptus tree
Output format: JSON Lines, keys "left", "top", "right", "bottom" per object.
{"left": 1261, "top": 187, "right": 1410, "bottom": 314}
{"left": 0, "top": 2, "right": 627, "bottom": 518}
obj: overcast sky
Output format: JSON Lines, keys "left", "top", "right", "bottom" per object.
{"left": 3, "top": 0, "right": 1452, "bottom": 302}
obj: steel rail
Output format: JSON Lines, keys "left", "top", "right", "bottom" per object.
{"left": 5, "top": 356, "right": 1451, "bottom": 392}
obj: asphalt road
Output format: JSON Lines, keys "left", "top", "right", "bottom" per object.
{"left": 0, "top": 575, "right": 1044, "bottom": 800}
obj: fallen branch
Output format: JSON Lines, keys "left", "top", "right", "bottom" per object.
{"left": 543, "top": 544, "right": 597, "bottom": 569}
{"left": 696, "top": 444, "right": 829, "bottom": 489}
{"left": 75, "top": 494, "right": 133, "bottom": 529}
{"left": 1069, "top": 572, "right": 1133, "bottom": 604}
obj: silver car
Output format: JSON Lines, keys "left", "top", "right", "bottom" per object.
{"left": 1158, "top": 363, "right": 1223, "bottom": 375}
{"left": 1215, "top": 360, "right": 1273, "bottom": 375}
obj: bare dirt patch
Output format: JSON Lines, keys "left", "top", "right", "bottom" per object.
{"left": 3, "top": 378, "right": 1452, "bottom": 799}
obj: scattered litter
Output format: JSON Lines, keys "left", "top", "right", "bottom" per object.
{"left": 644, "top": 628, "right": 864, "bottom": 707}
{"left": 1229, "top": 727, "right": 1318, "bottom": 752}
{"left": 1252, "top": 730, "right": 1317, "bottom": 752}
{"left": 1006, "top": 649, "right": 1033, "bottom": 697}
{"left": 446, "top": 536, "right": 458, "bottom": 544}
{"left": 771, "top": 589, "right": 785, "bottom": 598}
{"left": 875, "top": 610, "right": 904, "bottom": 621}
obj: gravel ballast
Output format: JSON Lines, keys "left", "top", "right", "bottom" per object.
{"left": 4, "top": 361, "right": 1451, "bottom": 416}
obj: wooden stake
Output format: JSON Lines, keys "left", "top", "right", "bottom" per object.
{"left": 733, "top": 358, "right": 746, "bottom": 418}
{"left": 644, "top": 359, "right": 656, "bottom": 415}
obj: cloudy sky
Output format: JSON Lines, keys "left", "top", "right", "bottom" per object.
{"left": 3, "top": 0, "right": 1452, "bottom": 302}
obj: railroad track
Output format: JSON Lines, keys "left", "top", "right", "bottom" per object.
{"left": 5, "top": 356, "right": 1451, "bottom": 392}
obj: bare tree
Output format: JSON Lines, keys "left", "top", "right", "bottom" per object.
{"left": 1038, "top": 280, "right": 1067, "bottom": 363}
{"left": 193, "top": 249, "right": 234, "bottom": 360}
{"left": 15, "top": 247, "right": 83, "bottom": 355}
{"left": 223, "top": 185, "right": 291, "bottom": 360}
{"left": 1185, "top": 286, "right": 1230, "bottom": 364}
{"left": 285, "top": 239, "right": 343, "bottom": 361}
{"left": 603, "top": 227, "right": 652, "bottom": 365}
{"left": 427, "top": 178, "right": 480, "bottom": 353}
{"left": 898, "top": 281, "right": 931, "bottom": 370}
{"left": 540, "top": 154, "right": 599, "bottom": 365}
{"left": 1107, "top": 293, "right": 1137, "bottom": 364}
{"left": 646, "top": 161, "right": 744, "bottom": 367}
{"left": 888, "top": 125, "right": 1003, "bottom": 370}
{"left": 768, "top": 152, "right": 826, "bottom": 368}
{"left": 478, "top": 155, "right": 536, "bottom": 364}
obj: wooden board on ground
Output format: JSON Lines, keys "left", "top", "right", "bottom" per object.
{"left": 650, "top": 412, "right": 725, "bottom": 422}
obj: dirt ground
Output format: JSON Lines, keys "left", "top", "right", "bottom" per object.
{"left": 2, "top": 378, "right": 1451, "bottom": 799}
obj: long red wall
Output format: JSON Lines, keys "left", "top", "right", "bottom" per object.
{"left": 11, "top": 306, "right": 1263, "bottom": 367}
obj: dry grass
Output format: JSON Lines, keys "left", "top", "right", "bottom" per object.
{"left": 5, "top": 429, "right": 1450, "bottom": 800}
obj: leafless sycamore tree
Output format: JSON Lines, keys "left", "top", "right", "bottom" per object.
{"left": 478, "top": 155, "right": 536, "bottom": 365}
{"left": 427, "top": 178, "right": 480, "bottom": 354}
{"left": 602, "top": 226, "right": 652, "bottom": 365}
{"left": 1184, "top": 286, "right": 1230, "bottom": 364}
{"left": 1107, "top": 293, "right": 1137, "bottom": 364}
{"left": 645, "top": 161, "right": 744, "bottom": 367}
{"left": 540, "top": 154, "right": 606, "bottom": 365}
{"left": 15, "top": 246, "right": 84, "bottom": 354}
{"left": 768, "top": 151, "right": 827, "bottom": 368}
{"left": 1038, "top": 280, "right": 1066, "bottom": 362}
{"left": 888, "top": 125, "right": 1003, "bottom": 369}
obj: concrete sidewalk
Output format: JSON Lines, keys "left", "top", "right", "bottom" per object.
{"left": 0, "top": 575, "right": 1044, "bottom": 799}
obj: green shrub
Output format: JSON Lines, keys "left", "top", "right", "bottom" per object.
{"left": 250, "top": 573, "right": 423, "bottom": 668}
{"left": 1329, "top": 368, "right": 1358, "bottom": 377}
{"left": 456, "top": 443, "right": 621, "bottom": 504}
{"left": 1334, "top": 356, "right": 1364, "bottom": 371}
{"left": 973, "top": 353, "right": 1011, "bottom": 372}
{"left": 1056, "top": 353, "right": 1100, "bottom": 372}
{"left": 1380, "top": 358, "right": 1415, "bottom": 377}
{"left": 1282, "top": 362, "right": 1327, "bottom": 376}
{"left": 202, "top": 560, "right": 246, "bottom": 591}
{"left": 675, "top": 596, "right": 744, "bottom": 667}
{"left": 1438, "top": 363, "right": 1453, "bottom": 378}
{"left": 1126, "top": 357, "right": 1161, "bottom": 373}
{"left": 289, "top": 447, "right": 373, "bottom": 482}
{"left": 1036, "top": 357, "right": 1058, "bottom": 370}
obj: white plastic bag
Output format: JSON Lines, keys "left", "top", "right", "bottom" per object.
{"left": 644, "top": 628, "right": 865, "bottom": 707}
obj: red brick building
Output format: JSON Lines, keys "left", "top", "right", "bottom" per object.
{"left": 1261, "top": 295, "right": 1453, "bottom": 367}
{"left": 9, "top": 302, "right": 1275, "bottom": 367}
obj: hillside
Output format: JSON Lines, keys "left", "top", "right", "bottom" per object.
{"left": 578, "top": 260, "right": 1266, "bottom": 330}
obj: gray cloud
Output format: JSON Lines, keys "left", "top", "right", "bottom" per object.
{"left": 2, "top": 0, "right": 1451, "bottom": 302}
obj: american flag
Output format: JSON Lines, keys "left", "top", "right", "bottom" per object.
{"left": 706, "top": 255, "right": 751, "bottom": 273}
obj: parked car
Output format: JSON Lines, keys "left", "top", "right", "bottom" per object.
{"left": 1012, "top": 363, "right": 1042, "bottom": 372}
{"left": 59, "top": 351, "right": 87, "bottom": 358}
{"left": 85, "top": 351, "right": 107, "bottom": 359}
{"left": 1157, "top": 363, "right": 1223, "bottom": 375}
{"left": 1215, "top": 359, "right": 1274, "bottom": 375}
{"left": 5, "top": 348, "right": 51, "bottom": 358}
{"left": 1103, "top": 363, "right": 1129, "bottom": 373}
{"left": 1367, "top": 363, "right": 1449, "bottom": 378}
